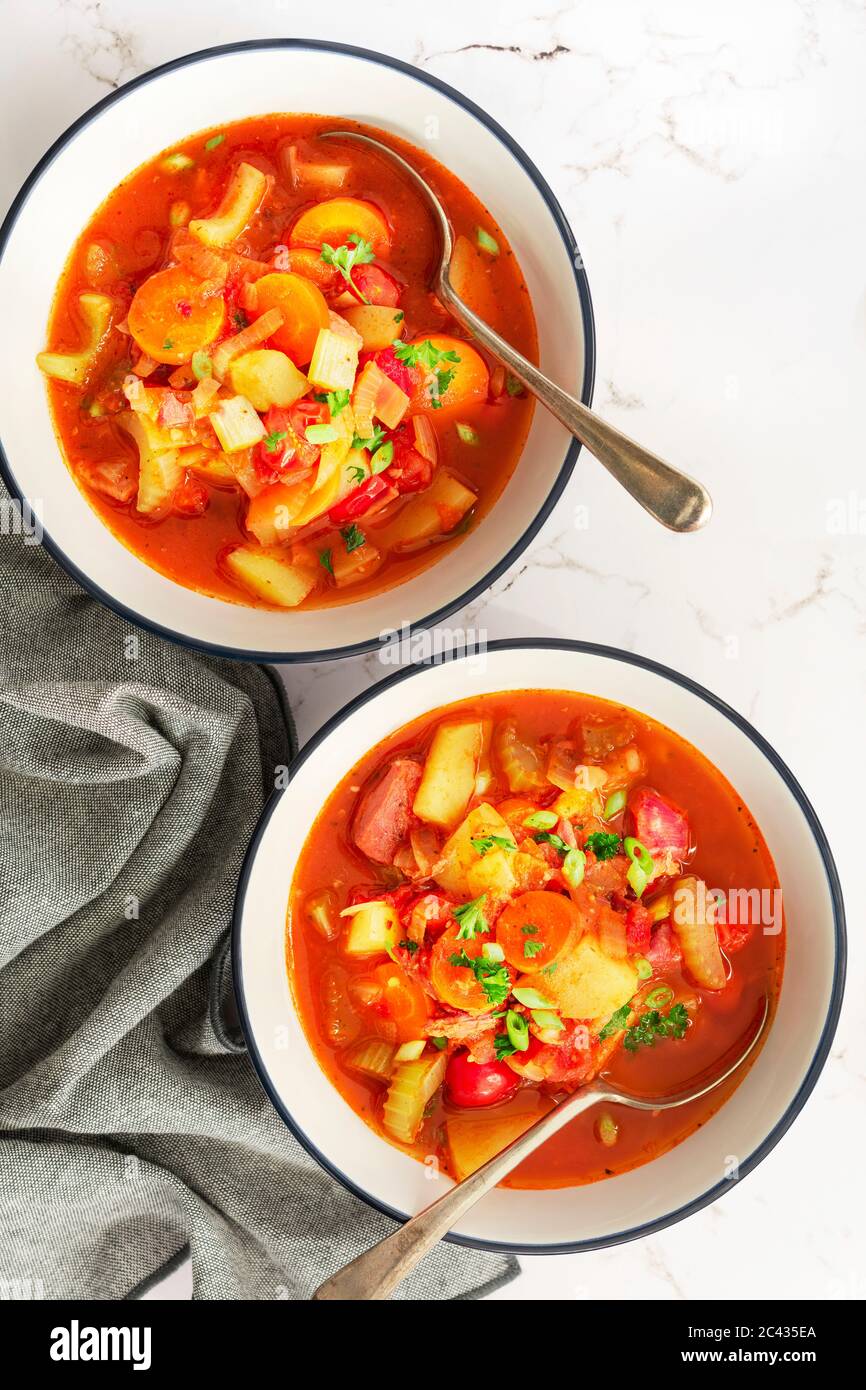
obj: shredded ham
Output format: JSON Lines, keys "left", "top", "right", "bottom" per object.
{"left": 157, "top": 391, "right": 194, "bottom": 430}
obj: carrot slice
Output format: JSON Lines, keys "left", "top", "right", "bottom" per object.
{"left": 285, "top": 247, "right": 342, "bottom": 294}
{"left": 128, "top": 266, "right": 225, "bottom": 366}
{"left": 251, "top": 272, "right": 329, "bottom": 367}
{"left": 430, "top": 925, "right": 513, "bottom": 1015}
{"left": 495, "top": 891, "right": 582, "bottom": 973}
{"left": 408, "top": 334, "right": 489, "bottom": 414}
{"left": 289, "top": 197, "right": 391, "bottom": 257}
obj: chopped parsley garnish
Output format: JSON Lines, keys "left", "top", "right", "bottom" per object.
{"left": 392, "top": 338, "right": 461, "bottom": 409}
{"left": 624, "top": 1004, "right": 689, "bottom": 1052}
{"left": 533, "top": 831, "right": 570, "bottom": 857}
{"left": 320, "top": 233, "right": 376, "bottom": 296}
{"left": 469, "top": 834, "right": 517, "bottom": 857}
{"left": 524, "top": 939, "right": 544, "bottom": 959}
{"left": 448, "top": 949, "right": 510, "bottom": 1007}
{"left": 430, "top": 1036, "right": 447, "bottom": 1050}
{"left": 505, "top": 374, "right": 524, "bottom": 397}
{"left": 521, "top": 924, "right": 539, "bottom": 935}
{"left": 162, "top": 339, "right": 174, "bottom": 350}
{"left": 393, "top": 310, "right": 405, "bottom": 323}
{"left": 351, "top": 424, "right": 387, "bottom": 452}
{"left": 318, "top": 549, "right": 334, "bottom": 576}
{"left": 204, "top": 133, "right": 225, "bottom": 150}
{"left": 263, "top": 430, "right": 287, "bottom": 453}
{"left": 494, "top": 1033, "right": 516, "bottom": 1060}
{"left": 453, "top": 894, "right": 488, "bottom": 940}
{"left": 584, "top": 831, "right": 623, "bottom": 861}
{"left": 598, "top": 1003, "right": 631, "bottom": 1041}
{"left": 232, "top": 309, "right": 249, "bottom": 330}
{"left": 314, "top": 388, "right": 350, "bottom": 416}
{"left": 347, "top": 464, "right": 367, "bottom": 485}
{"left": 398, "top": 938, "right": 420, "bottom": 955}
{"left": 340, "top": 523, "right": 366, "bottom": 553}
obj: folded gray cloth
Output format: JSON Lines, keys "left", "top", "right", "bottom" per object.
{"left": 0, "top": 487, "right": 516, "bottom": 1300}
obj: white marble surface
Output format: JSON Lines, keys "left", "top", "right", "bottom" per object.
{"left": 5, "top": 0, "right": 863, "bottom": 1302}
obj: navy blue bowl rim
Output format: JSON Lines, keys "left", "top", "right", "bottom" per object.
{"left": 232, "top": 637, "right": 847, "bottom": 1255}
{"left": 0, "top": 38, "right": 596, "bottom": 664}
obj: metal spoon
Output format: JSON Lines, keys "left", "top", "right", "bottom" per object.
{"left": 321, "top": 130, "right": 712, "bottom": 533}
{"left": 312, "top": 995, "right": 768, "bottom": 1300}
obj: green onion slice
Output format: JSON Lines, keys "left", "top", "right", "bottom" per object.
{"left": 476, "top": 227, "right": 500, "bottom": 255}
{"left": 627, "top": 859, "right": 649, "bottom": 898}
{"left": 644, "top": 984, "right": 675, "bottom": 1010}
{"left": 162, "top": 152, "right": 195, "bottom": 173}
{"left": 305, "top": 423, "right": 339, "bottom": 444}
{"left": 512, "top": 986, "right": 554, "bottom": 1010}
{"left": 522, "top": 809, "right": 558, "bottom": 831}
{"left": 191, "top": 351, "right": 213, "bottom": 381}
{"left": 481, "top": 941, "right": 505, "bottom": 963}
{"left": 635, "top": 956, "right": 653, "bottom": 980}
{"left": 456, "top": 422, "right": 479, "bottom": 445}
{"left": 505, "top": 1009, "right": 529, "bottom": 1052}
{"left": 603, "top": 789, "right": 626, "bottom": 819}
{"left": 531, "top": 1010, "right": 564, "bottom": 1032}
{"left": 562, "top": 847, "right": 586, "bottom": 889}
{"left": 370, "top": 441, "right": 393, "bottom": 474}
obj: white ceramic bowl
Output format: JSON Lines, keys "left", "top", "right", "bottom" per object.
{"left": 233, "top": 639, "right": 845, "bottom": 1253}
{"left": 0, "top": 41, "right": 594, "bottom": 662}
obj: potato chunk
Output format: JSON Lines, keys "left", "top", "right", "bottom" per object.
{"left": 519, "top": 937, "right": 637, "bottom": 1021}
{"left": 224, "top": 546, "right": 319, "bottom": 608}
{"left": 433, "top": 803, "right": 511, "bottom": 896}
{"left": 413, "top": 720, "right": 485, "bottom": 830}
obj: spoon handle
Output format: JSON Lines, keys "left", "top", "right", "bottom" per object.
{"left": 311, "top": 1087, "right": 603, "bottom": 1301}
{"left": 441, "top": 283, "right": 712, "bottom": 534}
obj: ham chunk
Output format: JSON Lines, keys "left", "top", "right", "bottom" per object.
{"left": 629, "top": 786, "right": 689, "bottom": 879}
{"left": 353, "top": 758, "right": 422, "bottom": 864}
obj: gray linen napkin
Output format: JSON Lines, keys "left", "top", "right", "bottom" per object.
{"left": 0, "top": 488, "right": 516, "bottom": 1300}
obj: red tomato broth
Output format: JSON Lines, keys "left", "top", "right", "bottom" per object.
{"left": 41, "top": 115, "right": 536, "bottom": 611}
{"left": 287, "top": 691, "right": 784, "bottom": 1189}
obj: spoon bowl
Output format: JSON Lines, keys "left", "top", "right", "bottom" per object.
{"left": 313, "top": 996, "right": 769, "bottom": 1300}
{"left": 323, "top": 129, "right": 712, "bottom": 534}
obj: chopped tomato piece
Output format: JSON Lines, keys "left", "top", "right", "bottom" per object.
{"left": 625, "top": 901, "right": 652, "bottom": 953}
{"left": 172, "top": 474, "right": 209, "bottom": 517}
{"left": 445, "top": 1050, "right": 519, "bottom": 1107}
{"left": 351, "top": 263, "right": 401, "bottom": 307}
{"left": 328, "top": 473, "right": 391, "bottom": 524}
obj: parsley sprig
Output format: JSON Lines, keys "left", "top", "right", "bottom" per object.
{"left": 352, "top": 424, "right": 387, "bottom": 452}
{"left": 340, "top": 523, "right": 366, "bottom": 553}
{"left": 263, "top": 430, "right": 287, "bottom": 454}
{"left": 453, "top": 894, "right": 488, "bottom": 940}
{"left": 584, "top": 831, "right": 623, "bottom": 861}
{"left": 448, "top": 948, "right": 510, "bottom": 1007}
{"left": 392, "top": 338, "right": 461, "bottom": 409}
{"left": 320, "top": 233, "right": 376, "bottom": 299}
{"left": 470, "top": 834, "right": 517, "bottom": 857}
{"left": 313, "top": 388, "right": 350, "bottom": 417}
{"left": 624, "top": 1003, "right": 689, "bottom": 1052}
{"left": 533, "top": 831, "right": 571, "bottom": 858}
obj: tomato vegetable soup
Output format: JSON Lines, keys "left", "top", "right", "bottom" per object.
{"left": 37, "top": 116, "right": 536, "bottom": 610}
{"left": 287, "top": 692, "right": 783, "bottom": 1189}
